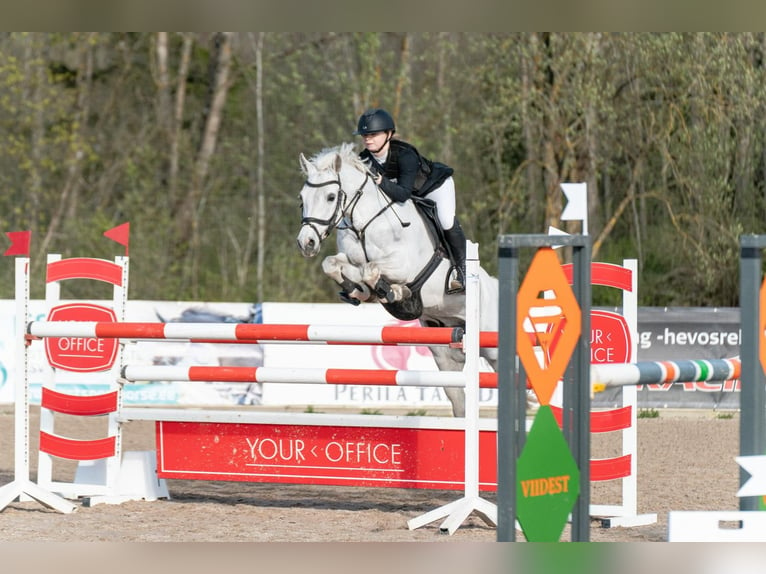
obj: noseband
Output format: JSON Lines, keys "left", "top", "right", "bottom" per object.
{"left": 300, "top": 177, "right": 347, "bottom": 243}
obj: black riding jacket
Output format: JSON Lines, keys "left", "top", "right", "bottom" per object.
{"left": 359, "top": 139, "right": 453, "bottom": 203}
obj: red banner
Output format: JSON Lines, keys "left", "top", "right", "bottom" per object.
{"left": 156, "top": 421, "right": 498, "bottom": 491}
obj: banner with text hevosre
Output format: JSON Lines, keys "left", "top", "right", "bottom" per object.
{"left": 635, "top": 307, "right": 740, "bottom": 410}
{"left": 0, "top": 301, "right": 742, "bottom": 410}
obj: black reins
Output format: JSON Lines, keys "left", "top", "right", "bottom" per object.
{"left": 301, "top": 165, "right": 445, "bottom": 297}
{"left": 301, "top": 171, "right": 397, "bottom": 261}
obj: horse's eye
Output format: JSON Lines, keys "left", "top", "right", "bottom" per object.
{"left": 327, "top": 193, "right": 336, "bottom": 202}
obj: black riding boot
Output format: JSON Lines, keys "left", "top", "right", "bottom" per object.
{"left": 443, "top": 219, "right": 467, "bottom": 293}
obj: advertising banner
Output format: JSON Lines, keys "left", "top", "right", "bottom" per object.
{"left": 590, "top": 307, "right": 740, "bottom": 409}
{"left": 155, "top": 420, "right": 498, "bottom": 490}
{"left": 637, "top": 307, "right": 740, "bottom": 409}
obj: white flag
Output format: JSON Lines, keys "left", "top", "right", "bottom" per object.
{"left": 546, "top": 225, "right": 568, "bottom": 250}
{"left": 560, "top": 183, "right": 588, "bottom": 221}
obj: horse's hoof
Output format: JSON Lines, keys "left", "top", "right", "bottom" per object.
{"left": 374, "top": 277, "right": 397, "bottom": 303}
{"left": 338, "top": 291, "right": 361, "bottom": 306}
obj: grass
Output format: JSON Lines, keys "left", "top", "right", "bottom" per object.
{"left": 637, "top": 408, "right": 660, "bottom": 419}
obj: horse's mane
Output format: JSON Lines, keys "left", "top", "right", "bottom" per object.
{"left": 309, "top": 142, "right": 368, "bottom": 173}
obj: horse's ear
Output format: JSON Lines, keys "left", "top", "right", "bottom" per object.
{"left": 334, "top": 153, "right": 342, "bottom": 173}
{"left": 299, "top": 153, "right": 312, "bottom": 175}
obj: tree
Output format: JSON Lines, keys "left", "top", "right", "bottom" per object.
{"left": 174, "top": 32, "right": 233, "bottom": 297}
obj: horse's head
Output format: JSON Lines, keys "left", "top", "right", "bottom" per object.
{"left": 296, "top": 143, "right": 367, "bottom": 258}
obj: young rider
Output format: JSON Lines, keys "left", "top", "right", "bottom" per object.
{"left": 353, "top": 108, "right": 467, "bottom": 292}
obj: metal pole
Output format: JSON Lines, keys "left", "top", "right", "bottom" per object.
{"left": 569, "top": 239, "right": 591, "bottom": 541}
{"left": 739, "top": 236, "right": 766, "bottom": 510}
{"left": 497, "top": 240, "right": 518, "bottom": 541}
{"left": 497, "top": 234, "right": 591, "bottom": 542}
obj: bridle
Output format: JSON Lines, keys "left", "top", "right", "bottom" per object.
{"left": 300, "top": 170, "right": 399, "bottom": 261}
{"left": 300, "top": 159, "right": 444, "bottom": 303}
{"left": 299, "top": 176, "right": 349, "bottom": 243}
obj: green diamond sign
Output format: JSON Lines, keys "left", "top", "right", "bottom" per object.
{"left": 516, "top": 405, "right": 580, "bottom": 541}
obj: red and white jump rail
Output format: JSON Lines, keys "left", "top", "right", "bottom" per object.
{"left": 591, "top": 358, "right": 741, "bottom": 392}
{"left": 27, "top": 321, "right": 500, "bottom": 348}
{"left": 119, "top": 365, "right": 498, "bottom": 388}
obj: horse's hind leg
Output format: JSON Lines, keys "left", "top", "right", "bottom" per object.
{"left": 429, "top": 345, "right": 466, "bottom": 417}
{"left": 443, "top": 387, "right": 465, "bottom": 418}
{"left": 482, "top": 353, "right": 538, "bottom": 413}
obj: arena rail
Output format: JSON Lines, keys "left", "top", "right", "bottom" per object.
{"left": 28, "top": 321, "right": 500, "bottom": 348}
{"left": 119, "top": 365, "right": 498, "bottom": 387}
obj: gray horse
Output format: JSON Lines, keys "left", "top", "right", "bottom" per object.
{"left": 296, "top": 143, "right": 500, "bottom": 417}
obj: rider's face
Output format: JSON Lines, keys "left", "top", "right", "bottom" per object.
{"left": 361, "top": 131, "right": 390, "bottom": 155}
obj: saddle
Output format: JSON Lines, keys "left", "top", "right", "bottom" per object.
{"left": 410, "top": 196, "right": 453, "bottom": 260}
{"left": 337, "top": 196, "right": 455, "bottom": 321}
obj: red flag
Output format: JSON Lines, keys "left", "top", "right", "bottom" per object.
{"left": 104, "top": 222, "right": 130, "bottom": 255}
{"left": 4, "top": 230, "right": 31, "bottom": 256}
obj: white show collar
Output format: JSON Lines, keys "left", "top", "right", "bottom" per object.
{"left": 372, "top": 149, "right": 389, "bottom": 165}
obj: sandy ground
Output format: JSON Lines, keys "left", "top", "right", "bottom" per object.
{"left": 0, "top": 405, "right": 743, "bottom": 543}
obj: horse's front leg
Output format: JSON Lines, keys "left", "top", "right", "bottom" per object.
{"left": 322, "top": 254, "right": 377, "bottom": 303}
{"left": 361, "top": 263, "right": 411, "bottom": 303}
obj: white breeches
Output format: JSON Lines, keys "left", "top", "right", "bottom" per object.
{"left": 424, "top": 176, "right": 456, "bottom": 229}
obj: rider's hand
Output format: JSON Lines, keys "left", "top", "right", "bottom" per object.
{"left": 374, "top": 173, "right": 383, "bottom": 185}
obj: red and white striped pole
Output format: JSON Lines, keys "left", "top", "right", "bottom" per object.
{"left": 28, "top": 321, "right": 499, "bottom": 348}
{"left": 120, "top": 364, "right": 498, "bottom": 388}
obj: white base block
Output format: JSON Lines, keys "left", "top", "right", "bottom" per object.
{"left": 591, "top": 505, "right": 658, "bottom": 528}
{"left": 598, "top": 513, "right": 658, "bottom": 528}
{"left": 668, "top": 511, "right": 766, "bottom": 542}
{"left": 73, "top": 459, "right": 106, "bottom": 487}
{"left": 75, "top": 451, "right": 169, "bottom": 506}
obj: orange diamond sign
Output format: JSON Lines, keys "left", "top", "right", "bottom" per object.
{"left": 517, "top": 248, "right": 582, "bottom": 405}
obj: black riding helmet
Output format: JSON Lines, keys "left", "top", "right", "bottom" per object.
{"left": 353, "top": 108, "right": 395, "bottom": 135}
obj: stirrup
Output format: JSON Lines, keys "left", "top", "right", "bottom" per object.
{"left": 446, "top": 266, "right": 465, "bottom": 294}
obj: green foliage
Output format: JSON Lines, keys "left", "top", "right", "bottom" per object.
{"left": 637, "top": 408, "right": 660, "bottom": 419}
{"left": 1, "top": 33, "right": 765, "bottom": 307}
